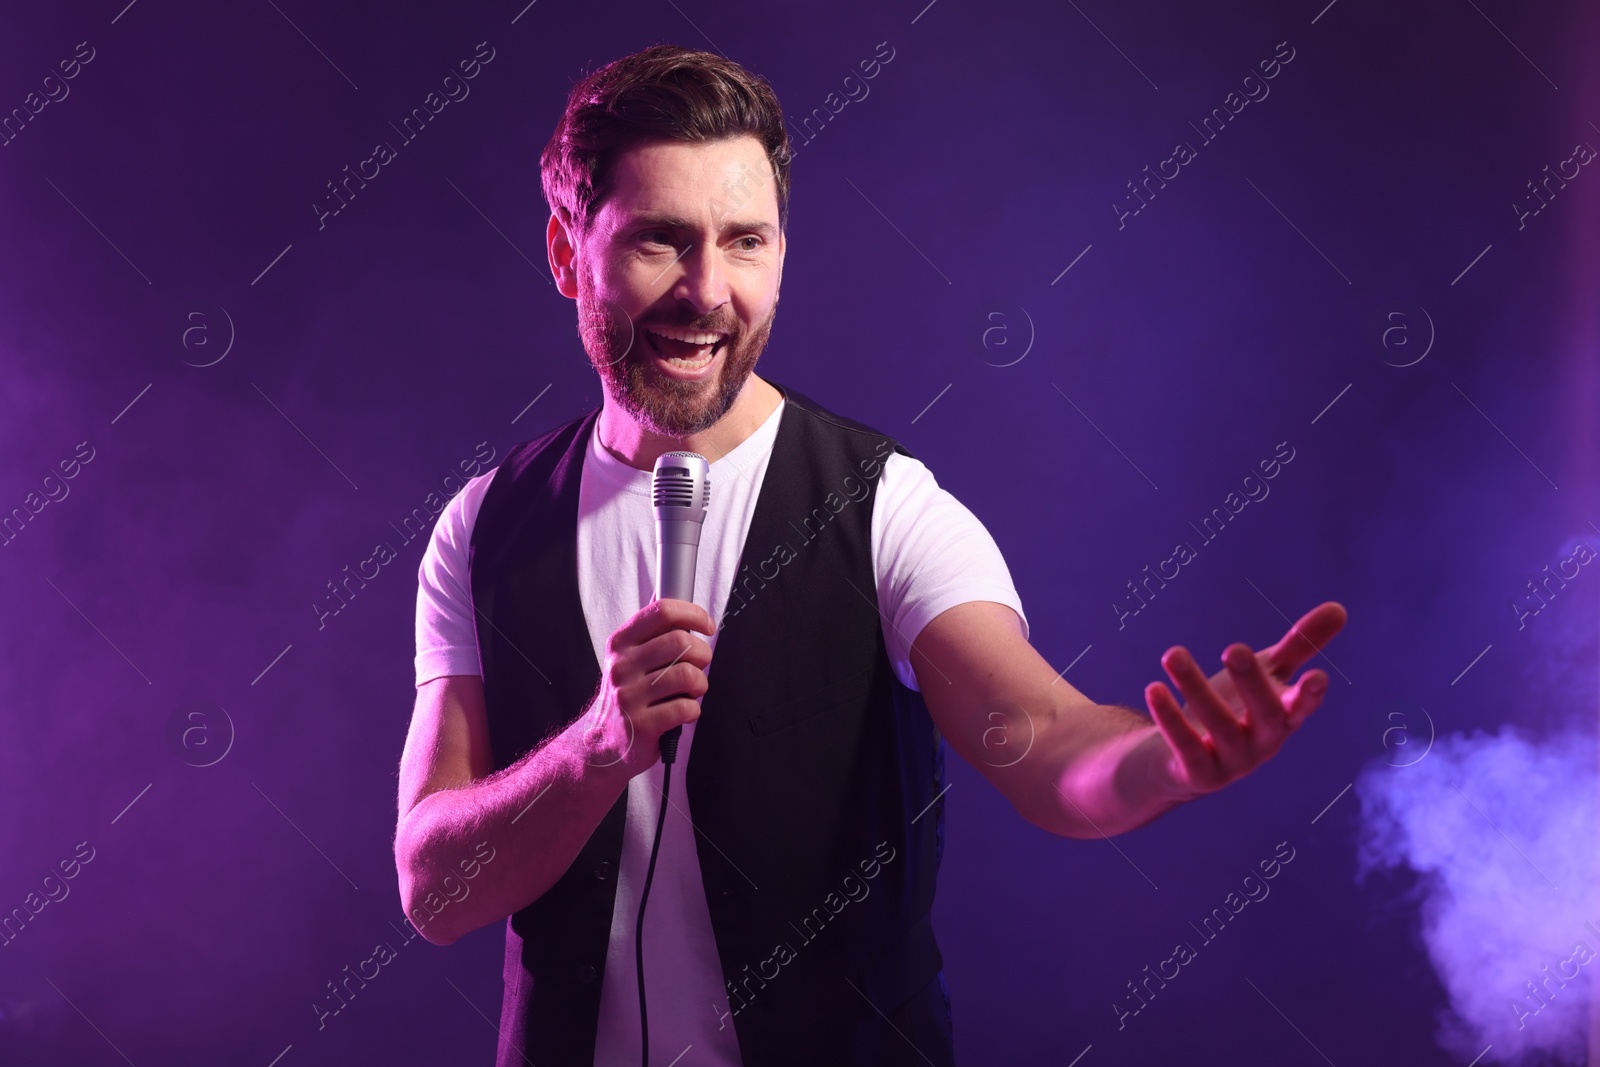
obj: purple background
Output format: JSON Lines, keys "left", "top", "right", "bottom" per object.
{"left": 1, "top": 0, "right": 1596, "bottom": 1063}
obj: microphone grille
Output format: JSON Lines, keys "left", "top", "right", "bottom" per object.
{"left": 653, "top": 467, "right": 695, "bottom": 508}
{"left": 653, "top": 451, "right": 711, "bottom": 509}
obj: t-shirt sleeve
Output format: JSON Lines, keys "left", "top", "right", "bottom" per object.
{"left": 414, "top": 469, "right": 498, "bottom": 686}
{"left": 873, "top": 452, "right": 1029, "bottom": 692}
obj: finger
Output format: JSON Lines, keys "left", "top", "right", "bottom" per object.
{"left": 621, "top": 597, "right": 718, "bottom": 649}
{"left": 1262, "top": 601, "right": 1347, "bottom": 680}
{"left": 1221, "top": 643, "right": 1290, "bottom": 744}
{"left": 619, "top": 688, "right": 702, "bottom": 753}
{"left": 649, "top": 625, "right": 713, "bottom": 666}
{"left": 1280, "top": 669, "right": 1329, "bottom": 729}
{"left": 639, "top": 660, "right": 709, "bottom": 707}
{"left": 1145, "top": 680, "right": 1213, "bottom": 776}
{"left": 654, "top": 596, "right": 717, "bottom": 636}
{"left": 1162, "top": 646, "right": 1244, "bottom": 743}
{"left": 642, "top": 630, "right": 712, "bottom": 687}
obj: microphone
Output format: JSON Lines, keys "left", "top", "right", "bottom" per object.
{"left": 651, "top": 451, "right": 711, "bottom": 765}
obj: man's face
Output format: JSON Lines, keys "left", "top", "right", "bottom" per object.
{"left": 555, "top": 135, "right": 785, "bottom": 438}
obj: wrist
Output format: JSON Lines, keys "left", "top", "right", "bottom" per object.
{"left": 1132, "top": 725, "right": 1204, "bottom": 806}
{"left": 558, "top": 701, "right": 646, "bottom": 781}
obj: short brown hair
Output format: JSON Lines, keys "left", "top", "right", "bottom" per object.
{"left": 540, "top": 44, "right": 792, "bottom": 243}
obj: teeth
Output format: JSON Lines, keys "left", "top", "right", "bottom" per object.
{"left": 647, "top": 327, "right": 724, "bottom": 346}
{"left": 646, "top": 328, "right": 721, "bottom": 369}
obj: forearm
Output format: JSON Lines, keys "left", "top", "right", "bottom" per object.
{"left": 395, "top": 716, "right": 632, "bottom": 945}
{"left": 1019, "top": 704, "right": 1196, "bottom": 839}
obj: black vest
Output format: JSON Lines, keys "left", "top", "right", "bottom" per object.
{"left": 468, "top": 380, "right": 955, "bottom": 1066}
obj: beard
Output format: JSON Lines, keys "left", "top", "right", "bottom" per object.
{"left": 576, "top": 266, "right": 776, "bottom": 438}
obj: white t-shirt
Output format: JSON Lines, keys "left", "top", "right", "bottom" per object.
{"left": 414, "top": 396, "right": 1027, "bottom": 1065}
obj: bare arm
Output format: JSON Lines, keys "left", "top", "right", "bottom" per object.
{"left": 394, "top": 674, "right": 631, "bottom": 945}
{"left": 394, "top": 598, "right": 716, "bottom": 945}
{"left": 910, "top": 600, "right": 1346, "bottom": 839}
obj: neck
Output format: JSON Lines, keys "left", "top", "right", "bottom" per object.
{"left": 597, "top": 375, "right": 784, "bottom": 470}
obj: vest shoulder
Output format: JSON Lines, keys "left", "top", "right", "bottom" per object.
{"left": 776, "top": 381, "right": 919, "bottom": 462}
{"left": 496, "top": 406, "right": 599, "bottom": 477}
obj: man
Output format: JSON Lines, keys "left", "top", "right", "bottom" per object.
{"left": 393, "top": 44, "right": 1346, "bottom": 1067}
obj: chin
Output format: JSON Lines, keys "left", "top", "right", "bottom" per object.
{"left": 617, "top": 371, "right": 737, "bottom": 438}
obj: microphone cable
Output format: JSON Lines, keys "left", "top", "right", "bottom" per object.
{"left": 636, "top": 725, "right": 682, "bottom": 1067}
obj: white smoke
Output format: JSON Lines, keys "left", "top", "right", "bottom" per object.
{"left": 1357, "top": 625, "right": 1599, "bottom": 1064}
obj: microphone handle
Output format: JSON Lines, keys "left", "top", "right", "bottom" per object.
{"left": 655, "top": 535, "right": 697, "bottom": 765}
{"left": 655, "top": 539, "right": 698, "bottom": 603}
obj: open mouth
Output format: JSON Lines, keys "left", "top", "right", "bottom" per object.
{"left": 644, "top": 328, "right": 727, "bottom": 371}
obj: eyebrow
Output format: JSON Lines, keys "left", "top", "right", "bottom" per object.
{"left": 624, "top": 212, "right": 779, "bottom": 241}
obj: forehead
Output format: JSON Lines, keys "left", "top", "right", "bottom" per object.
{"left": 599, "top": 135, "right": 779, "bottom": 226}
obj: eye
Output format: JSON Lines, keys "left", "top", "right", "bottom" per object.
{"left": 640, "top": 230, "right": 673, "bottom": 246}
{"left": 735, "top": 236, "right": 762, "bottom": 251}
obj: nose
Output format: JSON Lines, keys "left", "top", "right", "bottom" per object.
{"left": 671, "top": 241, "right": 730, "bottom": 318}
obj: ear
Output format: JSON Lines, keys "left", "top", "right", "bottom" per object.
{"left": 547, "top": 209, "right": 579, "bottom": 299}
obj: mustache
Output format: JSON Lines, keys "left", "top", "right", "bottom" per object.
{"left": 638, "top": 319, "right": 736, "bottom": 334}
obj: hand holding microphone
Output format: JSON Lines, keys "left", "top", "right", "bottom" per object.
{"left": 581, "top": 451, "right": 714, "bottom": 776}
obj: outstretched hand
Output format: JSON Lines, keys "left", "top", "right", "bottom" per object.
{"left": 1144, "top": 601, "right": 1348, "bottom": 799}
